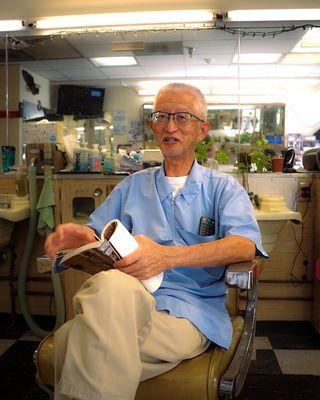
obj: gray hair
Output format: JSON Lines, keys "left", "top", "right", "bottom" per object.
{"left": 153, "top": 83, "right": 207, "bottom": 120}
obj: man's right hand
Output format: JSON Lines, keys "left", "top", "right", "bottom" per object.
{"left": 44, "top": 223, "right": 96, "bottom": 260}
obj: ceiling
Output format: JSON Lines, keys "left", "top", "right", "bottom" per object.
{"left": 0, "top": 1, "right": 320, "bottom": 98}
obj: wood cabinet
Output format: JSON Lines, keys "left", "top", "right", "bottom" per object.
{"left": 312, "top": 177, "right": 320, "bottom": 333}
{"left": 57, "top": 176, "right": 121, "bottom": 224}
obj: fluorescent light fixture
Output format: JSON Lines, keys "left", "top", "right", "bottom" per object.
{"left": 0, "top": 19, "right": 23, "bottom": 31}
{"left": 143, "top": 104, "right": 154, "bottom": 109}
{"left": 36, "top": 10, "right": 213, "bottom": 30}
{"left": 282, "top": 53, "right": 320, "bottom": 64}
{"left": 75, "top": 127, "right": 85, "bottom": 132}
{"left": 94, "top": 126, "right": 106, "bottom": 130}
{"left": 92, "top": 57, "right": 137, "bottom": 66}
{"left": 228, "top": 9, "right": 320, "bottom": 21}
{"left": 233, "top": 53, "right": 282, "bottom": 63}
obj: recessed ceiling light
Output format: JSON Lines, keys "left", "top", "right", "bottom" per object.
{"left": 91, "top": 57, "right": 137, "bottom": 66}
{"left": 281, "top": 53, "right": 320, "bottom": 64}
{"left": 233, "top": 53, "right": 282, "bottom": 63}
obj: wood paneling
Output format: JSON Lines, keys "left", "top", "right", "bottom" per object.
{"left": 312, "top": 177, "right": 320, "bottom": 333}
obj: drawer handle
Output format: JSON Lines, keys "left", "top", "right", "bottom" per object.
{"left": 93, "top": 188, "right": 103, "bottom": 197}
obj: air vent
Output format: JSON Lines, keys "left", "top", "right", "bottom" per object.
{"left": 133, "top": 41, "right": 183, "bottom": 56}
{"left": 112, "top": 41, "right": 144, "bottom": 51}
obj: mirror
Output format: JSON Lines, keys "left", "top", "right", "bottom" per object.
{"left": 142, "top": 103, "right": 285, "bottom": 167}
{"left": 1, "top": 16, "right": 319, "bottom": 171}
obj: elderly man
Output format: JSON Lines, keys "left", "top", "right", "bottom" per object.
{"left": 46, "top": 83, "right": 266, "bottom": 400}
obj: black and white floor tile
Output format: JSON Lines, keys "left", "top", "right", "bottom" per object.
{"left": 0, "top": 315, "right": 320, "bottom": 400}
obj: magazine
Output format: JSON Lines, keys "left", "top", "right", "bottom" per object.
{"left": 54, "top": 219, "right": 163, "bottom": 293}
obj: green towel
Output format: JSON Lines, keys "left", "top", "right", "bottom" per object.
{"left": 36, "top": 175, "right": 55, "bottom": 236}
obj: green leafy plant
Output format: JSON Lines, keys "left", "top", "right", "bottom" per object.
{"left": 195, "top": 138, "right": 216, "bottom": 164}
{"left": 215, "top": 149, "right": 229, "bottom": 165}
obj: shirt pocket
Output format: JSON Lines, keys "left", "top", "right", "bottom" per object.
{"left": 176, "top": 227, "right": 218, "bottom": 246}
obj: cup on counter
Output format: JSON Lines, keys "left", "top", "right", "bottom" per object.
{"left": 271, "top": 156, "right": 284, "bottom": 173}
{"left": 1, "top": 146, "right": 15, "bottom": 172}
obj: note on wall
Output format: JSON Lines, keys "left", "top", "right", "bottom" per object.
{"left": 111, "top": 110, "right": 126, "bottom": 135}
{"left": 128, "top": 119, "right": 143, "bottom": 143}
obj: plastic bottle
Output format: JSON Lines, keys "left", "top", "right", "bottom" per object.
{"left": 73, "top": 146, "right": 82, "bottom": 172}
{"left": 15, "top": 166, "right": 28, "bottom": 197}
{"left": 90, "top": 144, "right": 102, "bottom": 172}
{"left": 103, "top": 149, "right": 115, "bottom": 173}
{"left": 79, "top": 142, "right": 89, "bottom": 172}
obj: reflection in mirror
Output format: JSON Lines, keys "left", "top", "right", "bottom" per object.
{"left": 142, "top": 103, "right": 285, "bottom": 170}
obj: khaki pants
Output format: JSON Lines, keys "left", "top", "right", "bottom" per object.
{"left": 54, "top": 270, "right": 209, "bottom": 400}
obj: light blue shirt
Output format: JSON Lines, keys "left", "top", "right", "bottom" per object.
{"left": 87, "top": 161, "right": 267, "bottom": 349}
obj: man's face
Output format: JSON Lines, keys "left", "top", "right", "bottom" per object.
{"left": 150, "top": 90, "right": 210, "bottom": 159}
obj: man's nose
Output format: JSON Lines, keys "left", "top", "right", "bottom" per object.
{"left": 164, "top": 115, "right": 178, "bottom": 131}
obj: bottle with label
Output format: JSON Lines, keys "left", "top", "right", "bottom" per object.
{"left": 79, "top": 142, "right": 89, "bottom": 172}
{"left": 103, "top": 149, "right": 114, "bottom": 173}
{"left": 90, "top": 144, "right": 102, "bottom": 171}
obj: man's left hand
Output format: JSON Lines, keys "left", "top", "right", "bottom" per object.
{"left": 114, "top": 235, "right": 169, "bottom": 280}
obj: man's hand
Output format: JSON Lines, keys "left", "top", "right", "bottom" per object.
{"left": 45, "top": 223, "right": 96, "bottom": 260}
{"left": 114, "top": 235, "right": 170, "bottom": 280}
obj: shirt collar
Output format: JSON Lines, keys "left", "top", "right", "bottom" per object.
{"left": 156, "top": 160, "right": 203, "bottom": 204}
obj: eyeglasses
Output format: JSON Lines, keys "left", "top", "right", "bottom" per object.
{"left": 151, "top": 111, "right": 204, "bottom": 125}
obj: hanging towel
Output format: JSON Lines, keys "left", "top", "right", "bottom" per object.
{"left": 36, "top": 174, "right": 56, "bottom": 236}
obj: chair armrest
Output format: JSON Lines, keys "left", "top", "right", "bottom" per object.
{"left": 219, "top": 257, "right": 264, "bottom": 399}
{"left": 225, "top": 257, "right": 263, "bottom": 289}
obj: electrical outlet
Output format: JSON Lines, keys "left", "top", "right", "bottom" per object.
{"left": 298, "top": 182, "right": 311, "bottom": 202}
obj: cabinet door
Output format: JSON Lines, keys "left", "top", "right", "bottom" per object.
{"left": 61, "top": 180, "right": 107, "bottom": 224}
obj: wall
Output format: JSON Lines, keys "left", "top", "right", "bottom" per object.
{"left": 20, "top": 67, "right": 51, "bottom": 110}
{"left": 104, "top": 86, "right": 145, "bottom": 149}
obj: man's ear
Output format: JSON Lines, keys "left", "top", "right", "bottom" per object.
{"left": 199, "top": 121, "right": 211, "bottom": 140}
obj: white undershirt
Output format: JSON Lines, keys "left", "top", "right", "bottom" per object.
{"left": 166, "top": 175, "right": 188, "bottom": 198}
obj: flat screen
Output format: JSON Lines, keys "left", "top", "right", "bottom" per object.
{"left": 57, "top": 85, "right": 105, "bottom": 119}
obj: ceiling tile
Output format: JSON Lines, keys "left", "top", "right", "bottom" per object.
{"left": 182, "top": 30, "right": 233, "bottom": 41}
{"left": 185, "top": 65, "right": 237, "bottom": 77}
{"left": 62, "top": 69, "right": 106, "bottom": 79}
{"left": 24, "top": 37, "right": 82, "bottom": 60}
{"left": 136, "top": 55, "right": 184, "bottom": 66}
{"left": 183, "top": 40, "right": 237, "bottom": 54}
{"left": 120, "top": 31, "right": 183, "bottom": 43}
{"left": 72, "top": 44, "right": 133, "bottom": 58}
{"left": 99, "top": 66, "right": 146, "bottom": 78}
{"left": 240, "top": 39, "right": 300, "bottom": 53}
{"left": 143, "top": 65, "right": 187, "bottom": 77}
{"left": 20, "top": 61, "right": 54, "bottom": 71}
{"left": 43, "top": 58, "right": 94, "bottom": 68}
{"left": 34, "top": 70, "right": 69, "bottom": 80}
{"left": 184, "top": 54, "right": 233, "bottom": 64}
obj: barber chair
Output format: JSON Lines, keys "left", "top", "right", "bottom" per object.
{"left": 34, "top": 257, "right": 263, "bottom": 400}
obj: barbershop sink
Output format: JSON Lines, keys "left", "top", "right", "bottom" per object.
{"left": 0, "top": 194, "right": 30, "bottom": 247}
{"left": 253, "top": 195, "right": 302, "bottom": 253}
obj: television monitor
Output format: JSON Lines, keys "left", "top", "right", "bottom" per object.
{"left": 57, "top": 85, "right": 105, "bottom": 119}
{"left": 21, "top": 100, "right": 45, "bottom": 121}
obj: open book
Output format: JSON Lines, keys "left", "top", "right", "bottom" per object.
{"left": 54, "top": 219, "right": 164, "bottom": 293}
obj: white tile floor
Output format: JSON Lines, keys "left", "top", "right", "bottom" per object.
{"left": 0, "top": 339, "right": 16, "bottom": 356}
{"left": 275, "top": 349, "right": 320, "bottom": 375}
